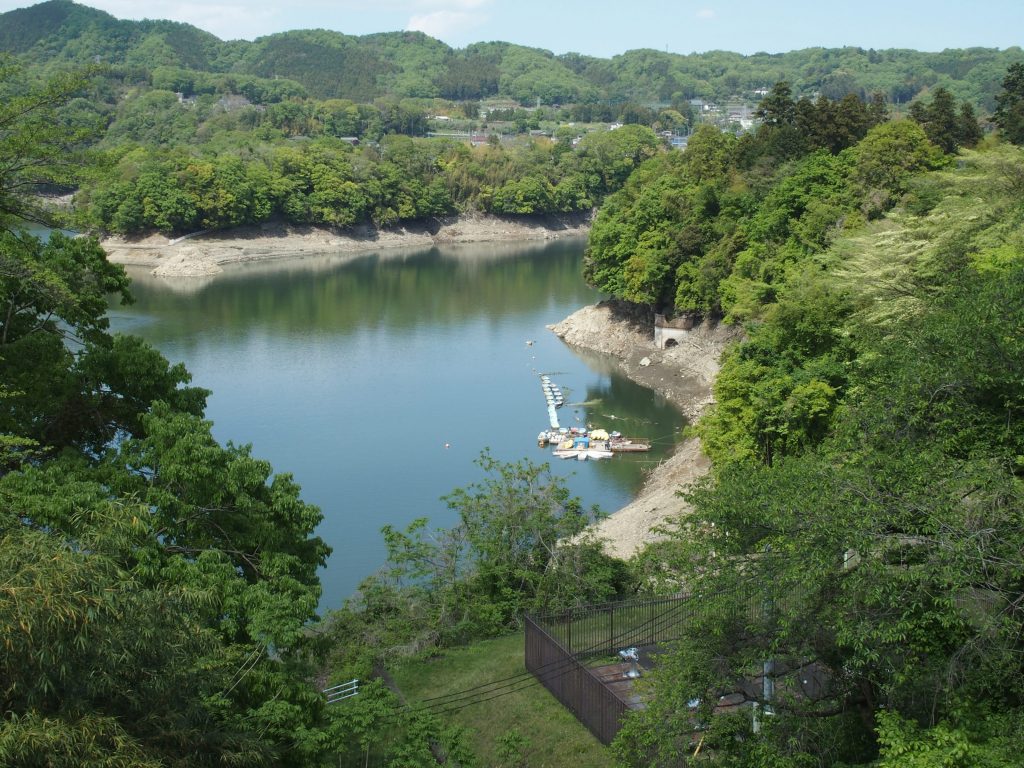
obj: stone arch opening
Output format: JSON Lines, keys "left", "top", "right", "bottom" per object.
{"left": 664, "top": 338, "right": 679, "bottom": 349}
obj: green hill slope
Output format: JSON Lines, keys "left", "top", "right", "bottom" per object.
{"left": 2, "top": 0, "right": 1022, "bottom": 107}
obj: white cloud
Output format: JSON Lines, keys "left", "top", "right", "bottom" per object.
{"left": 0, "top": 0, "right": 496, "bottom": 40}
{"left": 695, "top": 8, "right": 715, "bottom": 20}
{"left": 415, "top": 0, "right": 489, "bottom": 7}
{"left": 164, "top": 3, "right": 279, "bottom": 40}
{"left": 406, "top": 9, "right": 487, "bottom": 41}
{"left": 59, "top": 1, "right": 279, "bottom": 40}
{"left": 283, "top": 0, "right": 488, "bottom": 10}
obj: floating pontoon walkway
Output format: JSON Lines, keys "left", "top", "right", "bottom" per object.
{"left": 540, "top": 375, "right": 563, "bottom": 429}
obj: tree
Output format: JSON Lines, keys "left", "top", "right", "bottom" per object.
{"left": 849, "top": 119, "right": 946, "bottom": 205}
{"left": 746, "top": 81, "right": 807, "bottom": 161}
{"left": 335, "top": 451, "right": 627, "bottom": 655}
{"left": 0, "top": 64, "right": 337, "bottom": 766}
{"left": 0, "top": 57, "right": 98, "bottom": 230}
{"left": 755, "top": 81, "right": 797, "bottom": 128}
{"left": 993, "top": 62, "right": 1024, "bottom": 144}
{"left": 867, "top": 91, "right": 889, "bottom": 125}
{"left": 911, "top": 87, "right": 960, "bottom": 153}
{"left": 616, "top": 156, "right": 1024, "bottom": 767}
{"left": 909, "top": 87, "right": 981, "bottom": 154}
{"left": 574, "top": 124, "right": 661, "bottom": 195}
{"left": 957, "top": 101, "right": 982, "bottom": 148}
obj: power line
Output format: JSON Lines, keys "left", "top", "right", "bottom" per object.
{"left": 379, "top": 581, "right": 760, "bottom": 722}
{"left": 360, "top": 548, "right": 823, "bottom": 725}
{"left": 412, "top": 594, "right": 729, "bottom": 720}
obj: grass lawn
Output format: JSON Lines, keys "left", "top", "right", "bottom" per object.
{"left": 391, "top": 633, "right": 616, "bottom": 768}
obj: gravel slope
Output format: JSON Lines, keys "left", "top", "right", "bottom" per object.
{"left": 102, "top": 214, "right": 592, "bottom": 277}
{"left": 549, "top": 302, "right": 740, "bottom": 558}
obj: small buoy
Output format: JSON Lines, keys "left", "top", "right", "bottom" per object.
{"left": 444, "top": 442, "right": 450, "bottom": 449}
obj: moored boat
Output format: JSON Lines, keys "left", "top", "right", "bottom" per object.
{"left": 608, "top": 437, "right": 651, "bottom": 452}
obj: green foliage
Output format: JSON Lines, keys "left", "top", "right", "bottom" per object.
{"left": 573, "top": 124, "right": 661, "bottom": 195}
{"left": 495, "top": 44, "right": 599, "bottom": 104}
{"left": 330, "top": 451, "right": 630, "bottom": 660}
{"left": 3, "top": 5, "right": 1022, "bottom": 115}
{"left": 698, "top": 265, "right": 853, "bottom": 465}
{"left": 79, "top": 125, "right": 652, "bottom": 235}
{"left": 584, "top": 101, "right": 934, "bottom": 321}
{"left": 0, "top": 57, "right": 100, "bottom": 228}
{"left": 847, "top": 119, "right": 948, "bottom": 210}
{"left": 437, "top": 48, "right": 500, "bottom": 100}
{"left": 104, "top": 88, "right": 198, "bottom": 146}
{"left": 875, "top": 709, "right": 1024, "bottom": 768}
{"left": 907, "top": 87, "right": 982, "bottom": 153}
{"left": 584, "top": 137, "right": 738, "bottom": 311}
{"left": 390, "top": 634, "right": 615, "bottom": 767}
{"left": 8, "top": 19, "right": 1015, "bottom": 243}
{"left": 0, "top": 231, "right": 208, "bottom": 454}
{"left": 619, "top": 141, "right": 1024, "bottom": 768}
{"left": 491, "top": 175, "right": 554, "bottom": 214}
{"left": 0, "top": 63, "right": 338, "bottom": 766}
{"left": 994, "top": 62, "right": 1024, "bottom": 144}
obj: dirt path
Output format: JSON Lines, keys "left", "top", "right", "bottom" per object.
{"left": 549, "top": 302, "right": 740, "bottom": 558}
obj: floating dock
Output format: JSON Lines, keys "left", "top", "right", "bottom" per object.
{"left": 535, "top": 374, "right": 651, "bottom": 458}
{"left": 540, "top": 374, "right": 563, "bottom": 429}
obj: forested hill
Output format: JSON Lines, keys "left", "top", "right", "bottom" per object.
{"left": 2, "top": 0, "right": 1023, "bottom": 107}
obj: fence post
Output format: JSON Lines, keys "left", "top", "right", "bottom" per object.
{"left": 609, "top": 608, "right": 614, "bottom": 655}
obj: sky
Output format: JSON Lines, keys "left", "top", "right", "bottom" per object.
{"left": 2, "top": 0, "right": 1023, "bottom": 58}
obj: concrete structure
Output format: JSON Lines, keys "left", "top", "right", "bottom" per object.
{"left": 654, "top": 313, "right": 696, "bottom": 349}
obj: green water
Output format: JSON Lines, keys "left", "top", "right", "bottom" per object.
{"left": 108, "top": 239, "right": 686, "bottom": 609}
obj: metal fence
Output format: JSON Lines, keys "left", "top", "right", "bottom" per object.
{"left": 524, "top": 594, "right": 697, "bottom": 745}
{"left": 525, "top": 591, "right": 764, "bottom": 745}
{"left": 524, "top": 614, "right": 629, "bottom": 745}
{"left": 533, "top": 595, "right": 698, "bottom": 659}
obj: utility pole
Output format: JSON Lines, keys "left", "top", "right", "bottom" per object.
{"left": 753, "top": 546, "right": 775, "bottom": 734}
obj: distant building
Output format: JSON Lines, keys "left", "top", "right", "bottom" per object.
{"left": 217, "top": 94, "right": 254, "bottom": 112}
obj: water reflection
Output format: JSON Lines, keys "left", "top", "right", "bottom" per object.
{"left": 110, "top": 238, "right": 687, "bottom": 608}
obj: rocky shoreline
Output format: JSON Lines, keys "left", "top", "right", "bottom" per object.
{"left": 102, "top": 213, "right": 592, "bottom": 277}
{"left": 106, "top": 212, "right": 735, "bottom": 559}
{"left": 549, "top": 302, "right": 740, "bottom": 558}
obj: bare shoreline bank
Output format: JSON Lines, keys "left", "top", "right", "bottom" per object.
{"left": 106, "top": 213, "right": 731, "bottom": 559}
{"left": 102, "top": 213, "right": 592, "bottom": 277}
{"left": 549, "top": 303, "right": 740, "bottom": 558}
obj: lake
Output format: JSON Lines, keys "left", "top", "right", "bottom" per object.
{"left": 108, "top": 238, "right": 686, "bottom": 610}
